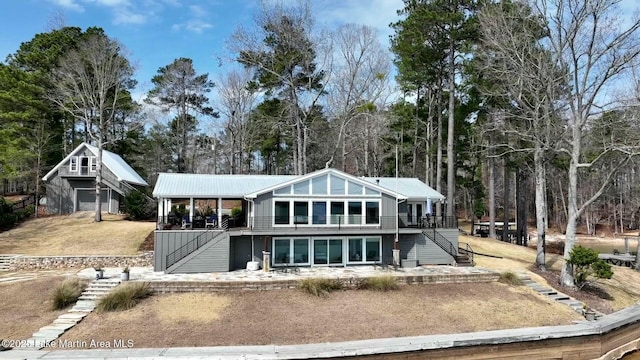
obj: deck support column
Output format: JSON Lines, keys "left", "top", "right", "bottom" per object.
{"left": 218, "top": 197, "right": 223, "bottom": 228}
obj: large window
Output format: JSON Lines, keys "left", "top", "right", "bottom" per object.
{"left": 348, "top": 201, "right": 362, "bottom": 224}
{"left": 275, "top": 236, "right": 380, "bottom": 266}
{"left": 330, "top": 202, "right": 344, "bottom": 224}
{"left": 274, "top": 201, "right": 290, "bottom": 224}
{"left": 366, "top": 238, "right": 380, "bottom": 261}
{"left": 294, "top": 201, "right": 308, "bottom": 224}
{"left": 311, "top": 175, "right": 328, "bottom": 194}
{"left": 293, "top": 181, "right": 309, "bottom": 194}
{"left": 330, "top": 175, "right": 345, "bottom": 194}
{"left": 312, "top": 202, "right": 326, "bottom": 224}
{"left": 366, "top": 202, "right": 379, "bottom": 224}
{"left": 273, "top": 238, "right": 310, "bottom": 265}
{"left": 348, "top": 236, "right": 381, "bottom": 263}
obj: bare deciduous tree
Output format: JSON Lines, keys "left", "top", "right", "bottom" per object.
{"left": 216, "top": 68, "right": 258, "bottom": 174}
{"left": 323, "top": 24, "right": 392, "bottom": 174}
{"left": 48, "top": 33, "right": 134, "bottom": 222}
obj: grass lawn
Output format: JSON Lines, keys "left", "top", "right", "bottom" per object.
{"left": 58, "top": 282, "right": 582, "bottom": 348}
{"left": 0, "top": 212, "right": 155, "bottom": 255}
{"left": 462, "top": 234, "right": 640, "bottom": 312}
{"left": 0, "top": 276, "right": 70, "bottom": 339}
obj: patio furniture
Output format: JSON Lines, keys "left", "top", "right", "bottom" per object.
{"left": 181, "top": 215, "right": 192, "bottom": 230}
{"left": 192, "top": 217, "right": 205, "bottom": 229}
{"left": 206, "top": 214, "right": 218, "bottom": 229}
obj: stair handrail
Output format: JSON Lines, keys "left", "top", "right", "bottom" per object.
{"left": 422, "top": 228, "right": 458, "bottom": 258}
{"left": 458, "top": 242, "right": 474, "bottom": 265}
{"left": 166, "top": 229, "right": 227, "bottom": 269}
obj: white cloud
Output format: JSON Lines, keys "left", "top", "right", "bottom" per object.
{"left": 171, "top": 3, "right": 213, "bottom": 34}
{"left": 113, "top": 8, "right": 148, "bottom": 24}
{"left": 48, "top": 0, "right": 84, "bottom": 12}
{"left": 93, "top": 0, "right": 130, "bottom": 6}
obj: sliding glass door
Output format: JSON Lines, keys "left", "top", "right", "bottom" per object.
{"left": 313, "top": 238, "right": 344, "bottom": 265}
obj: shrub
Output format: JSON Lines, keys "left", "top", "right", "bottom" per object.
{"left": 299, "top": 278, "right": 343, "bottom": 297}
{"left": 357, "top": 275, "right": 399, "bottom": 291}
{"left": 568, "top": 245, "right": 614, "bottom": 290}
{"left": 123, "top": 191, "right": 154, "bottom": 220}
{"left": 97, "top": 282, "right": 152, "bottom": 312}
{"left": 498, "top": 271, "right": 523, "bottom": 286}
{"left": 51, "top": 278, "right": 87, "bottom": 310}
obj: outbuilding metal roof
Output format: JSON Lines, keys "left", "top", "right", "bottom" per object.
{"left": 153, "top": 171, "right": 444, "bottom": 201}
{"left": 42, "top": 142, "right": 148, "bottom": 186}
{"left": 84, "top": 144, "right": 148, "bottom": 186}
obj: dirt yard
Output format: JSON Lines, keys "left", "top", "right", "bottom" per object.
{"left": 0, "top": 212, "right": 155, "bottom": 255}
{"left": 58, "top": 282, "right": 581, "bottom": 348}
{"left": 0, "top": 276, "right": 70, "bottom": 339}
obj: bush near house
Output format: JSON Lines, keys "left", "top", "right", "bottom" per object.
{"left": 0, "top": 197, "right": 34, "bottom": 231}
{"left": 299, "top": 278, "right": 343, "bottom": 297}
{"left": 498, "top": 271, "right": 523, "bottom": 286}
{"left": 568, "top": 245, "right": 614, "bottom": 290}
{"left": 123, "top": 191, "right": 155, "bottom": 221}
{"left": 357, "top": 275, "right": 400, "bottom": 291}
{"left": 97, "top": 282, "right": 152, "bottom": 312}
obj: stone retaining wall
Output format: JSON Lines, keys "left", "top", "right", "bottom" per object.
{"left": 147, "top": 272, "right": 500, "bottom": 293}
{"left": 9, "top": 252, "right": 153, "bottom": 270}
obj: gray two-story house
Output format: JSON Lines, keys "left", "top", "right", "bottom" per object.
{"left": 42, "top": 142, "right": 148, "bottom": 214}
{"left": 153, "top": 168, "right": 468, "bottom": 274}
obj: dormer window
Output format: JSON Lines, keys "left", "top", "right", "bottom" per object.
{"left": 90, "top": 157, "right": 97, "bottom": 172}
{"left": 70, "top": 157, "right": 78, "bottom": 172}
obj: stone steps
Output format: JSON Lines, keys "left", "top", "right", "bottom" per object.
{"left": 518, "top": 274, "right": 604, "bottom": 321}
{"left": 14, "top": 278, "right": 121, "bottom": 350}
{"left": 0, "top": 255, "right": 16, "bottom": 271}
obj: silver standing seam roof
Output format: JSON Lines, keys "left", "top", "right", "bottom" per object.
{"left": 42, "top": 142, "right": 148, "bottom": 186}
{"left": 153, "top": 171, "right": 444, "bottom": 201}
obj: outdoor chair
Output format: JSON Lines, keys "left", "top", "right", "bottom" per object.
{"left": 206, "top": 214, "right": 218, "bottom": 229}
{"left": 181, "top": 215, "right": 192, "bottom": 230}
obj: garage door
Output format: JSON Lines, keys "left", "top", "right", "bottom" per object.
{"left": 76, "top": 189, "right": 109, "bottom": 212}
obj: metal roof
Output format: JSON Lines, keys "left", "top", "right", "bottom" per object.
{"left": 153, "top": 173, "right": 296, "bottom": 198}
{"left": 365, "top": 177, "right": 445, "bottom": 201}
{"left": 153, "top": 171, "right": 444, "bottom": 201}
{"left": 42, "top": 142, "right": 148, "bottom": 186}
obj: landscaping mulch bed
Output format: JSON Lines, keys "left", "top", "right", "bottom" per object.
{"left": 530, "top": 266, "right": 615, "bottom": 314}
{"left": 138, "top": 231, "right": 155, "bottom": 252}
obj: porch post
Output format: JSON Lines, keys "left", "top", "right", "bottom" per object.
{"left": 189, "top": 197, "right": 194, "bottom": 221}
{"left": 218, "top": 197, "right": 223, "bottom": 228}
{"left": 157, "top": 197, "right": 163, "bottom": 223}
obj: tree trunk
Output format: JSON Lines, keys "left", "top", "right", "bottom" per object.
{"left": 436, "top": 80, "right": 443, "bottom": 219}
{"left": 95, "top": 132, "right": 103, "bottom": 222}
{"left": 489, "top": 154, "right": 496, "bottom": 239}
{"left": 516, "top": 167, "right": 527, "bottom": 246}
{"left": 535, "top": 148, "right": 546, "bottom": 270}
{"left": 561, "top": 125, "right": 582, "bottom": 288}
{"left": 503, "top": 161, "right": 509, "bottom": 242}
{"left": 446, "top": 40, "right": 456, "bottom": 218}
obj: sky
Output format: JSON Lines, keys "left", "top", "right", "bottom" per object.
{"left": 0, "top": 0, "right": 405, "bottom": 102}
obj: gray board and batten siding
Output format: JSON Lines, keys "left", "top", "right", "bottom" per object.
{"left": 154, "top": 230, "right": 230, "bottom": 273}
{"left": 155, "top": 229, "right": 457, "bottom": 273}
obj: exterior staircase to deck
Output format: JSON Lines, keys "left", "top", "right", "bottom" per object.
{"left": 422, "top": 229, "right": 474, "bottom": 266}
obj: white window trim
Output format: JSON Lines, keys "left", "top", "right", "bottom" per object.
{"left": 346, "top": 236, "right": 382, "bottom": 264}
{"left": 69, "top": 156, "right": 78, "bottom": 172}
{"left": 272, "top": 237, "right": 311, "bottom": 266}
{"left": 89, "top": 156, "right": 97, "bottom": 172}
{"left": 271, "top": 198, "right": 381, "bottom": 228}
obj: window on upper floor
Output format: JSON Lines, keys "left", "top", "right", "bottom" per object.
{"left": 69, "top": 156, "right": 78, "bottom": 172}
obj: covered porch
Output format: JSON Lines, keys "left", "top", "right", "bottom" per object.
{"left": 156, "top": 196, "right": 249, "bottom": 230}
